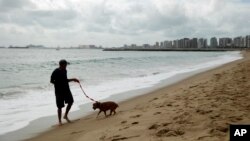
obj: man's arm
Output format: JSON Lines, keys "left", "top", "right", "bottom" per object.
{"left": 50, "top": 71, "right": 56, "bottom": 84}
{"left": 68, "top": 78, "right": 80, "bottom": 83}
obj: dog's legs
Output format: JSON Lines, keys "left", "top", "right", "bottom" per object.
{"left": 97, "top": 110, "right": 102, "bottom": 118}
{"left": 114, "top": 110, "right": 116, "bottom": 115}
{"left": 104, "top": 111, "right": 107, "bottom": 117}
{"left": 110, "top": 110, "right": 113, "bottom": 116}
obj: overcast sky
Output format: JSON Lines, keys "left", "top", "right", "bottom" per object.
{"left": 0, "top": 0, "right": 249, "bottom": 47}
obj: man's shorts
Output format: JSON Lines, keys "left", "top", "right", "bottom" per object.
{"left": 55, "top": 93, "right": 74, "bottom": 108}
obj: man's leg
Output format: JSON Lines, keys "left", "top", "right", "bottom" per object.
{"left": 57, "top": 108, "right": 62, "bottom": 126}
{"left": 63, "top": 102, "right": 72, "bottom": 123}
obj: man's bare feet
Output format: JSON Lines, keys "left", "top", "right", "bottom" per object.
{"left": 63, "top": 116, "right": 71, "bottom": 123}
{"left": 58, "top": 121, "right": 63, "bottom": 126}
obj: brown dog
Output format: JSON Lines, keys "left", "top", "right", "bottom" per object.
{"left": 93, "top": 101, "right": 119, "bottom": 117}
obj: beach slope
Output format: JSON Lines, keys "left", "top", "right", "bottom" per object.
{"left": 26, "top": 51, "right": 250, "bottom": 141}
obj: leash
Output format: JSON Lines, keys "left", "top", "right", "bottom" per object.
{"left": 79, "top": 83, "right": 98, "bottom": 103}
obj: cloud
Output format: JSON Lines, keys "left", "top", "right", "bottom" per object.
{"left": 0, "top": 0, "right": 78, "bottom": 28}
{"left": 0, "top": 0, "right": 249, "bottom": 47}
{"left": 0, "top": 0, "right": 36, "bottom": 13}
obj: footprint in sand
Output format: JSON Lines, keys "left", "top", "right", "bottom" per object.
{"left": 156, "top": 105, "right": 165, "bottom": 108}
{"left": 110, "top": 135, "right": 140, "bottom": 141}
{"left": 130, "top": 114, "right": 142, "bottom": 118}
{"left": 119, "top": 126, "right": 130, "bottom": 131}
{"left": 149, "top": 97, "right": 159, "bottom": 102}
{"left": 131, "top": 122, "right": 139, "bottom": 125}
{"left": 197, "top": 135, "right": 213, "bottom": 140}
{"left": 70, "top": 130, "right": 84, "bottom": 135}
{"left": 196, "top": 109, "right": 213, "bottom": 115}
{"left": 148, "top": 124, "right": 160, "bottom": 130}
{"left": 121, "top": 120, "right": 127, "bottom": 124}
{"left": 210, "top": 114, "right": 220, "bottom": 119}
{"left": 229, "top": 116, "right": 243, "bottom": 122}
{"left": 124, "top": 126, "right": 130, "bottom": 129}
{"left": 148, "top": 122, "right": 172, "bottom": 130}
{"left": 189, "top": 85, "right": 198, "bottom": 88}
{"left": 162, "top": 122, "right": 172, "bottom": 126}
{"left": 153, "top": 112, "right": 161, "bottom": 115}
{"left": 156, "top": 128, "right": 185, "bottom": 137}
{"left": 166, "top": 103, "right": 173, "bottom": 107}
{"left": 99, "top": 135, "right": 106, "bottom": 140}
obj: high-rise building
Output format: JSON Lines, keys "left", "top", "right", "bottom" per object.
{"left": 131, "top": 44, "right": 137, "bottom": 48}
{"left": 173, "top": 40, "right": 178, "bottom": 48}
{"left": 143, "top": 44, "right": 150, "bottom": 48}
{"left": 246, "top": 35, "right": 250, "bottom": 48}
{"left": 155, "top": 42, "right": 159, "bottom": 48}
{"left": 198, "top": 38, "right": 207, "bottom": 48}
{"left": 190, "top": 38, "right": 198, "bottom": 48}
{"left": 219, "top": 38, "right": 232, "bottom": 48}
{"left": 204, "top": 39, "right": 208, "bottom": 48}
{"left": 164, "top": 41, "right": 172, "bottom": 48}
{"left": 163, "top": 41, "right": 167, "bottom": 48}
{"left": 160, "top": 42, "right": 164, "bottom": 48}
{"left": 210, "top": 37, "right": 218, "bottom": 48}
{"left": 233, "top": 36, "right": 246, "bottom": 47}
{"left": 184, "top": 38, "right": 190, "bottom": 48}
{"left": 233, "top": 37, "right": 241, "bottom": 47}
{"left": 241, "top": 37, "right": 246, "bottom": 47}
{"left": 219, "top": 38, "right": 226, "bottom": 47}
{"left": 167, "top": 41, "right": 173, "bottom": 48}
{"left": 178, "top": 39, "right": 184, "bottom": 48}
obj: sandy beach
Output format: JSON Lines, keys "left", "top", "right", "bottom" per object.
{"left": 25, "top": 51, "right": 250, "bottom": 141}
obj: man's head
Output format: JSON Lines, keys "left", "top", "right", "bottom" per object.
{"left": 59, "top": 59, "right": 69, "bottom": 70}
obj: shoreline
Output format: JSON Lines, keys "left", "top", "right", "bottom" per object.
{"left": 0, "top": 51, "right": 246, "bottom": 141}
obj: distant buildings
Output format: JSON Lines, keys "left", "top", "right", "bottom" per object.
{"left": 143, "top": 44, "right": 150, "bottom": 48}
{"left": 173, "top": 40, "right": 178, "bottom": 48}
{"left": 190, "top": 38, "right": 198, "bottom": 48}
{"left": 115, "top": 34, "right": 250, "bottom": 49}
{"left": 198, "top": 38, "right": 207, "bottom": 48}
{"left": 7, "top": 44, "right": 45, "bottom": 49}
{"left": 155, "top": 42, "right": 159, "bottom": 48}
{"left": 176, "top": 38, "right": 191, "bottom": 48}
{"left": 210, "top": 37, "right": 218, "bottom": 48}
{"left": 78, "top": 45, "right": 103, "bottom": 49}
{"left": 123, "top": 44, "right": 128, "bottom": 48}
{"left": 233, "top": 36, "right": 245, "bottom": 48}
{"left": 178, "top": 39, "right": 184, "bottom": 48}
{"left": 160, "top": 42, "right": 164, "bottom": 48}
{"left": 26, "top": 44, "right": 45, "bottom": 48}
{"left": 169, "top": 35, "right": 249, "bottom": 48}
{"left": 184, "top": 38, "right": 190, "bottom": 48}
{"left": 219, "top": 38, "right": 232, "bottom": 48}
{"left": 217, "top": 35, "right": 250, "bottom": 48}
{"left": 247, "top": 35, "right": 250, "bottom": 48}
{"left": 164, "top": 41, "right": 173, "bottom": 48}
{"left": 132, "top": 44, "right": 137, "bottom": 48}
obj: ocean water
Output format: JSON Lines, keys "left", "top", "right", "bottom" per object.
{"left": 0, "top": 48, "right": 242, "bottom": 135}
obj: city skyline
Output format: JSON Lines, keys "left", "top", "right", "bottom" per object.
{"left": 120, "top": 34, "right": 250, "bottom": 49}
{"left": 0, "top": 0, "right": 250, "bottom": 47}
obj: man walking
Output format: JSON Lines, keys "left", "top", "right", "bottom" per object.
{"left": 50, "top": 59, "right": 79, "bottom": 126}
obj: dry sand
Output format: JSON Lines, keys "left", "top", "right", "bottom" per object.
{"left": 26, "top": 51, "right": 250, "bottom": 141}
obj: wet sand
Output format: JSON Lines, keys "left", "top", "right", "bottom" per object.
{"left": 25, "top": 51, "right": 250, "bottom": 141}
